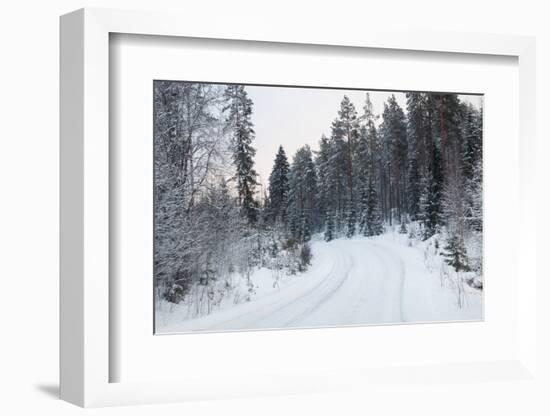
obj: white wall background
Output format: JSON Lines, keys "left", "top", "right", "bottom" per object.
{"left": 0, "top": 0, "right": 547, "bottom": 415}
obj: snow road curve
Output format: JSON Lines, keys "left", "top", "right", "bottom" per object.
{"left": 158, "top": 237, "right": 434, "bottom": 333}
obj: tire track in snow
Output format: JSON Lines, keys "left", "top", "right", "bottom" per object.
{"left": 368, "top": 242, "right": 407, "bottom": 322}
{"left": 283, "top": 252, "right": 354, "bottom": 327}
{"left": 202, "top": 247, "right": 342, "bottom": 330}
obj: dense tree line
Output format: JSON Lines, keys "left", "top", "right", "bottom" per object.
{"left": 154, "top": 81, "right": 483, "bottom": 314}
{"left": 265, "top": 91, "right": 482, "bottom": 276}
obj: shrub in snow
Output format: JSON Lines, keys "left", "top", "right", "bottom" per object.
{"left": 442, "top": 234, "right": 469, "bottom": 272}
{"left": 299, "top": 243, "right": 312, "bottom": 271}
{"left": 164, "top": 283, "right": 186, "bottom": 304}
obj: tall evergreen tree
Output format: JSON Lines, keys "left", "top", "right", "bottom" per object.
{"left": 315, "top": 134, "right": 332, "bottom": 230}
{"left": 405, "top": 92, "right": 426, "bottom": 220}
{"left": 380, "top": 95, "right": 407, "bottom": 225}
{"left": 288, "top": 145, "right": 318, "bottom": 242}
{"left": 324, "top": 210, "right": 335, "bottom": 242}
{"left": 345, "top": 199, "right": 356, "bottom": 238}
{"left": 268, "top": 145, "right": 290, "bottom": 224}
{"left": 224, "top": 85, "right": 259, "bottom": 224}
{"left": 364, "top": 177, "right": 384, "bottom": 236}
{"left": 356, "top": 93, "right": 384, "bottom": 237}
{"left": 332, "top": 96, "right": 360, "bottom": 235}
{"left": 416, "top": 94, "right": 444, "bottom": 238}
{"left": 461, "top": 103, "right": 483, "bottom": 233}
{"left": 326, "top": 125, "right": 347, "bottom": 231}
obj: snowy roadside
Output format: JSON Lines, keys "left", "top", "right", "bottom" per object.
{"left": 155, "top": 229, "right": 482, "bottom": 333}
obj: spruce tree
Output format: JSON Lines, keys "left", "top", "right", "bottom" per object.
{"left": 353, "top": 94, "right": 385, "bottom": 237}
{"left": 461, "top": 104, "right": 483, "bottom": 233}
{"left": 288, "top": 145, "right": 318, "bottom": 242}
{"left": 324, "top": 210, "right": 335, "bottom": 242}
{"left": 268, "top": 145, "right": 290, "bottom": 224}
{"left": 405, "top": 92, "right": 426, "bottom": 220}
{"left": 356, "top": 125, "right": 370, "bottom": 235}
{"left": 380, "top": 95, "right": 408, "bottom": 224}
{"left": 365, "top": 177, "right": 384, "bottom": 236}
{"left": 300, "top": 211, "right": 312, "bottom": 242}
{"left": 345, "top": 199, "right": 356, "bottom": 238}
{"left": 332, "top": 96, "right": 360, "bottom": 232}
{"left": 224, "top": 85, "right": 259, "bottom": 224}
{"left": 315, "top": 134, "right": 332, "bottom": 228}
{"left": 443, "top": 234, "right": 468, "bottom": 271}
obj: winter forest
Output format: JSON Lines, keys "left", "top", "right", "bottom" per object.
{"left": 154, "top": 81, "right": 483, "bottom": 333}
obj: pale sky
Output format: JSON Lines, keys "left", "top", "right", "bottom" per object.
{"left": 246, "top": 85, "right": 483, "bottom": 193}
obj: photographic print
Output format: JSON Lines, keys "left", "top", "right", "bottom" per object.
{"left": 154, "top": 81, "right": 483, "bottom": 334}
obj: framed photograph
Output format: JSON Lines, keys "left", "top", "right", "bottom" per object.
{"left": 60, "top": 8, "right": 537, "bottom": 407}
{"left": 152, "top": 80, "right": 484, "bottom": 335}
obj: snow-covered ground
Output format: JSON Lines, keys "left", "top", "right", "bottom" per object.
{"left": 155, "top": 231, "right": 482, "bottom": 333}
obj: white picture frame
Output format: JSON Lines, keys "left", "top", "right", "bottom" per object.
{"left": 60, "top": 7, "right": 537, "bottom": 407}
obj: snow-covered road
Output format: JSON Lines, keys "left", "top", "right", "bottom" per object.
{"left": 156, "top": 235, "right": 482, "bottom": 333}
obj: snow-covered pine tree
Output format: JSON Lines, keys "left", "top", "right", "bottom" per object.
{"left": 467, "top": 157, "right": 483, "bottom": 233}
{"left": 356, "top": 93, "right": 384, "bottom": 237}
{"left": 364, "top": 176, "right": 384, "bottom": 236}
{"left": 303, "top": 146, "right": 320, "bottom": 231}
{"left": 288, "top": 145, "right": 318, "bottom": 242}
{"left": 324, "top": 210, "right": 335, "bottom": 242}
{"left": 335, "top": 96, "right": 360, "bottom": 199}
{"left": 442, "top": 234, "right": 468, "bottom": 271}
{"left": 416, "top": 94, "right": 445, "bottom": 238}
{"left": 300, "top": 211, "right": 312, "bottom": 242}
{"left": 358, "top": 184, "right": 368, "bottom": 235}
{"left": 345, "top": 198, "right": 356, "bottom": 238}
{"left": 315, "top": 134, "right": 332, "bottom": 231}
{"left": 438, "top": 93, "right": 471, "bottom": 273}
{"left": 224, "top": 85, "right": 259, "bottom": 224}
{"left": 461, "top": 103, "right": 483, "bottom": 233}
{"left": 405, "top": 92, "right": 425, "bottom": 221}
{"left": 327, "top": 128, "right": 347, "bottom": 233}
{"left": 332, "top": 96, "right": 360, "bottom": 235}
{"left": 380, "top": 95, "right": 408, "bottom": 225}
{"left": 268, "top": 145, "right": 290, "bottom": 225}
{"left": 356, "top": 124, "right": 370, "bottom": 236}
{"left": 418, "top": 163, "right": 443, "bottom": 239}
{"left": 434, "top": 93, "right": 463, "bottom": 172}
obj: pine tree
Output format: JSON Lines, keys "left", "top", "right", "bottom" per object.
{"left": 268, "top": 145, "right": 290, "bottom": 224}
{"left": 300, "top": 211, "right": 312, "bottom": 242}
{"left": 380, "top": 95, "right": 408, "bottom": 224}
{"left": 461, "top": 103, "right": 483, "bottom": 233}
{"left": 356, "top": 125, "right": 370, "bottom": 235}
{"left": 224, "top": 85, "right": 259, "bottom": 224}
{"left": 416, "top": 94, "right": 444, "bottom": 238}
{"left": 364, "top": 177, "right": 384, "bottom": 236}
{"left": 356, "top": 93, "right": 384, "bottom": 237}
{"left": 330, "top": 96, "right": 360, "bottom": 233}
{"left": 324, "top": 210, "right": 335, "bottom": 242}
{"left": 327, "top": 129, "right": 347, "bottom": 232}
{"left": 345, "top": 199, "right": 356, "bottom": 238}
{"left": 288, "top": 145, "right": 318, "bottom": 242}
{"left": 315, "top": 134, "right": 332, "bottom": 230}
{"left": 418, "top": 163, "right": 443, "bottom": 240}
{"left": 405, "top": 92, "right": 425, "bottom": 220}
{"left": 334, "top": 96, "right": 360, "bottom": 200}
{"left": 467, "top": 158, "right": 483, "bottom": 233}
{"left": 442, "top": 234, "right": 468, "bottom": 271}
{"left": 358, "top": 182, "right": 369, "bottom": 236}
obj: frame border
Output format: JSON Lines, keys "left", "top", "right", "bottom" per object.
{"left": 60, "top": 7, "right": 537, "bottom": 407}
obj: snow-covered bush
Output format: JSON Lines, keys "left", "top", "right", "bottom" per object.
{"left": 299, "top": 243, "right": 312, "bottom": 271}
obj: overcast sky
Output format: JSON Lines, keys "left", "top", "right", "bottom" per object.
{"left": 246, "top": 85, "right": 483, "bottom": 192}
